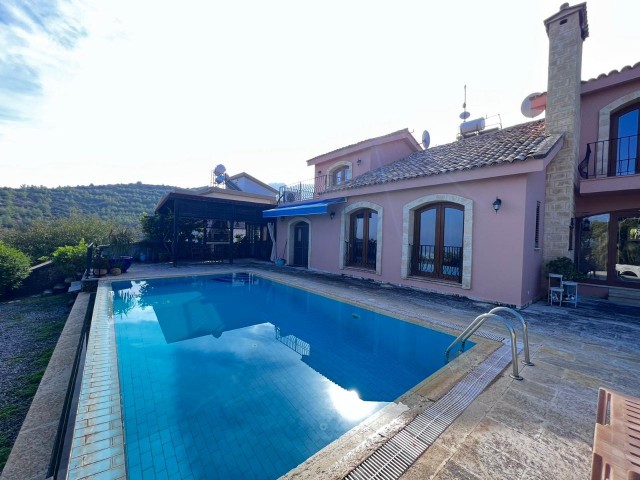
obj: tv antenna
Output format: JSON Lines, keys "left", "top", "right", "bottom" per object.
{"left": 459, "top": 85, "right": 471, "bottom": 121}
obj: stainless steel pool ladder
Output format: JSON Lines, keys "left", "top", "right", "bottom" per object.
{"left": 444, "top": 307, "right": 533, "bottom": 381}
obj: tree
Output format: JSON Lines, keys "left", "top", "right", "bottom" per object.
{"left": 52, "top": 239, "right": 89, "bottom": 278}
{"left": 0, "top": 241, "right": 31, "bottom": 296}
{"left": 0, "top": 215, "right": 118, "bottom": 262}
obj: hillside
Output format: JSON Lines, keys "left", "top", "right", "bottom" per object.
{"left": 0, "top": 183, "right": 182, "bottom": 229}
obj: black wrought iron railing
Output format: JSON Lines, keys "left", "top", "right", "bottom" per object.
{"left": 344, "top": 240, "right": 376, "bottom": 269}
{"left": 410, "top": 244, "right": 463, "bottom": 283}
{"left": 47, "top": 292, "right": 94, "bottom": 479}
{"left": 578, "top": 134, "right": 639, "bottom": 179}
{"left": 84, "top": 242, "right": 94, "bottom": 278}
{"left": 278, "top": 175, "right": 329, "bottom": 204}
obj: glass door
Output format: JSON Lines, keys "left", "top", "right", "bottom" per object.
{"left": 616, "top": 215, "right": 640, "bottom": 285}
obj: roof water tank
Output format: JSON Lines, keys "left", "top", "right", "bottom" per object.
{"left": 459, "top": 117, "right": 486, "bottom": 136}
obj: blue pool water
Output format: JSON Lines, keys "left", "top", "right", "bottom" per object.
{"left": 112, "top": 273, "right": 471, "bottom": 479}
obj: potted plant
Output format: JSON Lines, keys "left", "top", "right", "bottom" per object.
{"left": 108, "top": 228, "right": 134, "bottom": 273}
{"left": 110, "top": 258, "right": 122, "bottom": 275}
{"left": 93, "top": 255, "right": 109, "bottom": 277}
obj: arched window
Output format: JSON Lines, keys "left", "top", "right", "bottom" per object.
{"left": 610, "top": 103, "right": 639, "bottom": 176}
{"left": 347, "top": 209, "right": 377, "bottom": 269}
{"left": 411, "top": 203, "right": 464, "bottom": 282}
{"left": 332, "top": 165, "right": 351, "bottom": 186}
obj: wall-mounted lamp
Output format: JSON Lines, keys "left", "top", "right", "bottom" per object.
{"left": 492, "top": 197, "right": 502, "bottom": 213}
{"left": 317, "top": 170, "right": 322, "bottom": 175}
{"left": 582, "top": 218, "right": 591, "bottom": 231}
{"left": 569, "top": 218, "right": 575, "bottom": 251}
{"left": 356, "top": 159, "right": 362, "bottom": 166}
{"left": 329, "top": 211, "right": 335, "bottom": 220}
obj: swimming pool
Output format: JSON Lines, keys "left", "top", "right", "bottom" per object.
{"left": 108, "top": 273, "right": 472, "bottom": 479}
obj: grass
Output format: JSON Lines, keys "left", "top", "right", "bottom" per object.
{"left": 0, "top": 433, "right": 11, "bottom": 472}
{"left": 34, "top": 348, "right": 54, "bottom": 368}
{"left": 35, "top": 320, "right": 67, "bottom": 341}
{"left": 0, "top": 406, "right": 20, "bottom": 422}
{"left": 0, "top": 294, "right": 69, "bottom": 474}
{"left": 16, "top": 371, "right": 47, "bottom": 399}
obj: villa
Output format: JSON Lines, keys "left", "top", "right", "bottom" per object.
{"left": 264, "top": 2, "right": 640, "bottom": 308}
{"left": 2, "top": 3, "right": 640, "bottom": 480}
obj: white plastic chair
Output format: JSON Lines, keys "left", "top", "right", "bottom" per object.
{"left": 548, "top": 273, "right": 564, "bottom": 306}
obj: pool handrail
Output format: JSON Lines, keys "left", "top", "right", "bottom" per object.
{"left": 445, "top": 313, "right": 523, "bottom": 380}
{"left": 487, "top": 307, "right": 534, "bottom": 366}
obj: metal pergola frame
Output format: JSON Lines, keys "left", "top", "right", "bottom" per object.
{"left": 155, "top": 192, "right": 275, "bottom": 266}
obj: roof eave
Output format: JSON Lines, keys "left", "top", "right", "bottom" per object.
{"left": 306, "top": 129, "right": 421, "bottom": 166}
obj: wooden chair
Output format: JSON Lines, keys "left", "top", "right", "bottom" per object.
{"left": 591, "top": 387, "right": 640, "bottom": 480}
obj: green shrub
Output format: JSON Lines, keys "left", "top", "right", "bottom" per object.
{"left": 52, "top": 239, "right": 88, "bottom": 277}
{"left": 546, "top": 256, "right": 584, "bottom": 281}
{"left": 0, "top": 241, "right": 31, "bottom": 295}
{"left": 0, "top": 215, "right": 117, "bottom": 262}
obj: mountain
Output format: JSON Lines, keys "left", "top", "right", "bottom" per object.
{"left": 0, "top": 183, "right": 181, "bottom": 229}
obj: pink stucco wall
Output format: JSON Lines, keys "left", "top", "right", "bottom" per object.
{"left": 579, "top": 73, "right": 640, "bottom": 162}
{"left": 577, "top": 72, "right": 640, "bottom": 217}
{"left": 577, "top": 191, "right": 640, "bottom": 216}
{"left": 519, "top": 171, "right": 547, "bottom": 305}
{"left": 312, "top": 138, "right": 420, "bottom": 181}
{"left": 369, "top": 141, "right": 420, "bottom": 170}
{"left": 275, "top": 169, "right": 547, "bottom": 307}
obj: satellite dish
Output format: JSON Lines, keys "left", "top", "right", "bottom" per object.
{"left": 459, "top": 111, "right": 471, "bottom": 120}
{"left": 214, "top": 164, "right": 226, "bottom": 176}
{"left": 421, "top": 130, "right": 431, "bottom": 149}
{"left": 521, "top": 92, "right": 546, "bottom": 118}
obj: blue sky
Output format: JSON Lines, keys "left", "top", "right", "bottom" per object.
{"left": 0, "top": 0, "right": 639, "bottom": 188}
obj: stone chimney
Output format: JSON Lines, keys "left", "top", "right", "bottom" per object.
{"left": 542, "top": 2, "right": 588, "bottom": 264}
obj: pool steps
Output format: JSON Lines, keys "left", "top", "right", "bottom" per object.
{"left": 445, "top": 306, "right": 533, "bottom": 380}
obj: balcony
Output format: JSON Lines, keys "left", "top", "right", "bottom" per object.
{"left": 278, "top": 175, "right": 329, "bottom": 204}
{"left": 578, "top": 134, "right": 640, "bottom": 195}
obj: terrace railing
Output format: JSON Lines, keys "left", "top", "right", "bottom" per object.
{"left": 344, "top": 240, "right": 377, "bottom": 269}
{"left": 410, "top": 244, "right": 463, "bottom": 283}
{"left": 278, "top": 175, "right": 329, "bottom": 204}
{"left": 579, "top": 134, "right": 639, "bottom": 179}
{"left": 84, "top": 242, "right": 95, "bottom": 278}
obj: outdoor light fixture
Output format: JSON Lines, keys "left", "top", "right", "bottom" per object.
{"left": 492, "top": 197, "right": 502, "bottom": 213}
{"left": 357, "top": 159, "right": 362, "bottom": 166}
{"left": 569, "top": 218, "right": 575, "bottom": 251}
{"left": 330, "top": 211, "right": 335, "bottom": 220}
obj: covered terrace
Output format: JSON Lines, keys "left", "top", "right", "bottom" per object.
{"left": 155, "top": 190, "right": 276, "bottom": 266}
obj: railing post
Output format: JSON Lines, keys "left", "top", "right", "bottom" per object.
{"left": 488, "top": 307, "right": 534, "bottom": 366}
{"left": 445, "top": 312, "right": 523, "bottom": 380}
{"left": 85, "top": 243, "right": 94, "bottom": 278}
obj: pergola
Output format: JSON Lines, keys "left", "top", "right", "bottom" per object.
{"left": 155, "top": 191, "right": 275, "bottom": 266}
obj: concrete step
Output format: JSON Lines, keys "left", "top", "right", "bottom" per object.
{"left": 608, "top": 286, "right": 640, "bottom": 306}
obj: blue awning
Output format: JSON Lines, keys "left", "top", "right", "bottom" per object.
{"left": 262, "top": 197, "right": 347, "bottom": 218}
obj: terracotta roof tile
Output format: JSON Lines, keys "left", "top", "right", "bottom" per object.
{"left": 583, "top": 61, "right": 640, "bottom": 84}
{"left": 327, "top": 120, "right": 562, "bottom": 192}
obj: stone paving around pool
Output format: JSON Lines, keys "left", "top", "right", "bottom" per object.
{"left": 86, "top": 261, "right": 640, "bottom": 479}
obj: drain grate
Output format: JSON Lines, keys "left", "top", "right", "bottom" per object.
{"left": 345, "top": 344, "right": 515, "bottom": 480}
